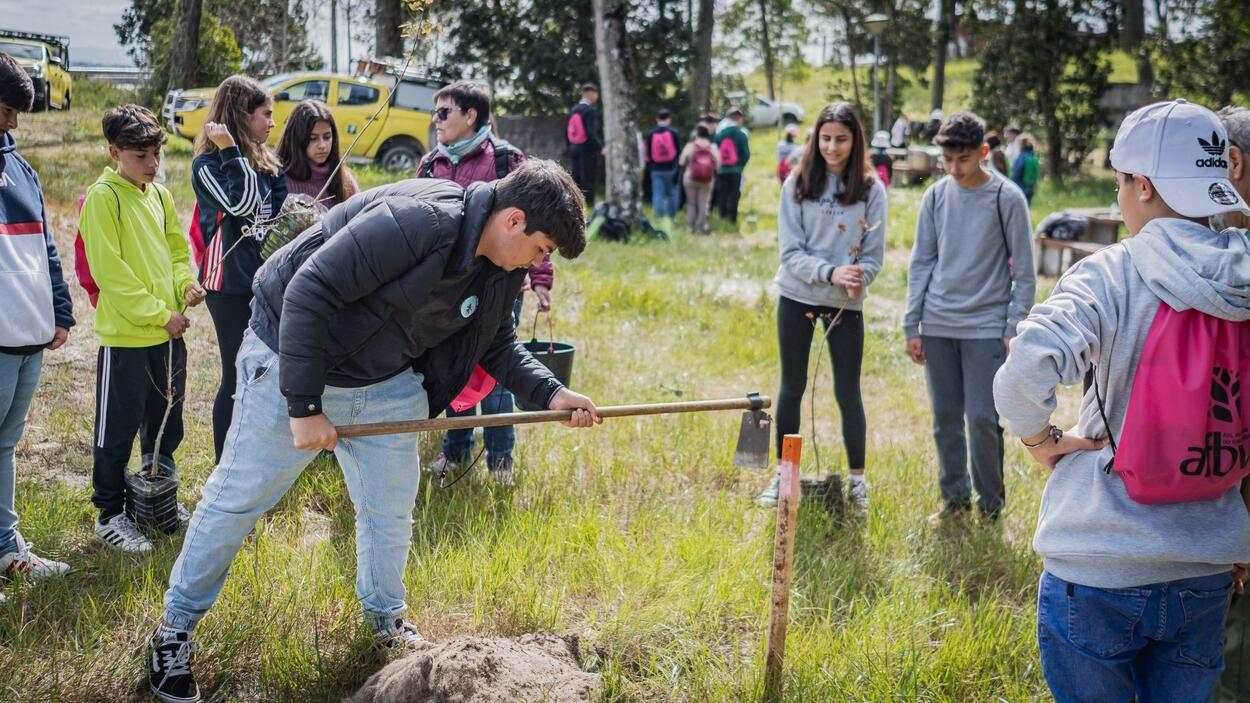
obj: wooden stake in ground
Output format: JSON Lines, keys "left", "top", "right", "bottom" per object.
{"left": 763, "top": 434, "right": 801, "bottom": 703}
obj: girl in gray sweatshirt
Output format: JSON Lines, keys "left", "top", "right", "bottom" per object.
{"left": 761, "top": 102, "right": 887, "bottom": 510}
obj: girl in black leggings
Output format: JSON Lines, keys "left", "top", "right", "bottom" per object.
{"left": 763, "top": 102, "right": 888, "bottom": 509}
{"left": 190, "top": 75, "right": 288, "bottom": 460}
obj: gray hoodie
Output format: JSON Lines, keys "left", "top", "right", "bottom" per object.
{"left": 994, "top": 218, "right": 1250, "bottom": 588}
{"left": 775, "top": 172, "right": 887, "bottom": 310}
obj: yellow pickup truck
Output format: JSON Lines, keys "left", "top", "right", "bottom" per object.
{"left": 0, "top": 30, "right": 71, "bottom": 112}
{"left": 164, "top": 71, "right": 441, "bottom": 172}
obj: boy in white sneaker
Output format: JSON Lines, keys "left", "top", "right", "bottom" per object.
{"left": 994, "top": 99, "right": 1250, "bottom": 701}
{"left": 0, "top": 53, "right": 74, "bottom": 589}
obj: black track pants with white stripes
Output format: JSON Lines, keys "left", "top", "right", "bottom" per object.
{"left": 92, "top": 340, "right": 187, "bottom": 518}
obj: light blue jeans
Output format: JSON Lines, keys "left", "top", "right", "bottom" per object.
{"left": 162, "top": 328, "right": 429, "bottom": 631}
{"left": 0, "top": 350, "right": 42, "bottom": 557}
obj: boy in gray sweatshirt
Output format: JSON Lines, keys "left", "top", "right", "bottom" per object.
{"left": 903, "top": 112, "right": 1035, "bottom": 521}
{"left": 994, "top": 99, "right": 1250, "bottom": 701}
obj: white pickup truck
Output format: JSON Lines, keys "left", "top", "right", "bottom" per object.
{"left": 726, "top": 92, "right": 805, "bottom": 127}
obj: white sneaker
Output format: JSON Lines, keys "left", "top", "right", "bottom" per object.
{"left": 847, "top": 478, "right": 869, "bottom": 510}
{"left": 756, "top": 473, "right": 780, "bottom": 507}
{"left": 373, "top": 617, "right": 426, "bottom": 649}
{"left": 95, "top": 513, "right": 153, "bottom": 553}
{"left": 1, "top": 534, "right": 69, "bottom": 579}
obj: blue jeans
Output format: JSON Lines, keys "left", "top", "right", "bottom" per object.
{"left": 651, "top": 169, "right": 679, "bottom": 220}
{"left": 162, "top": 328, "right": 429, "bottom": 631}
{"left": 443, "top": 294, "right": 523, "bottom": 464}
{"left": 1038, "top": 570, "right": 1233, "bottom": 702}
{"left": 0, "top": 351, "right": 42, "bottom": 556}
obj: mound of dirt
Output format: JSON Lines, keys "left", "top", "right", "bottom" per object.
{"left": 347, "top": 632, "right": 601, "bottom": 703}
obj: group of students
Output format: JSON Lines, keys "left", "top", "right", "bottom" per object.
{"left": 640, "top": 107, "right": 752, "bottom": 233}
{"left": 0, "top": 49, "right": 601, "bottom": 702}
{"left": 4, "top": 37, "right": 1250, "bottom": 699}
{"left": 774, "top": 94, "right": 1250, "bottom": 700}
{"left": 567, "top": 84, "right": 755, "bottom": 235}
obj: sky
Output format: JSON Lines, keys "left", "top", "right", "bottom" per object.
{"left": 0, "top": 0, "right": 364, "bottom": 68}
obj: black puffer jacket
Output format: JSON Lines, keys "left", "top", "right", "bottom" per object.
{"left": 251, "top": 178, "right": 563, "bottom": 418}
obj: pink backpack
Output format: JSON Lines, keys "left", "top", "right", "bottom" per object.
{"left": 1104, "top": 303, "right": 1250, "bottom": 504}
{"left": 650, "top": 130, "right": 677, "bottom": 163}
{"left": 567, "top": 112, "right": 588, "bottom": 145}
{"left": 719, "top": 137, "right": 739, "bottom": 167}
{"left": 689, "top": 145, "right": 716, "bottom": 183}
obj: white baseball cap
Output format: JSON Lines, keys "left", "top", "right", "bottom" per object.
{"left": 1109, "top": 99, "right": 1250, "bottom": 218}
{"left": 870, "top": 130, "right": 890, "bottom": 149}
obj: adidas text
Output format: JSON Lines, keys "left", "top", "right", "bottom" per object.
{"left": 1196, "top": 156, "right": 1229, "bottom": 168}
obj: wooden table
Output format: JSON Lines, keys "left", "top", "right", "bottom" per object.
{"left": 1035, "top": 208, "right": 1124, "bottom": 276}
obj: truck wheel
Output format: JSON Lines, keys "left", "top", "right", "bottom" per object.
{"left": 782, "top": 113, "right": 798, "bottom": 125}
{"left": 35, "top": 90, "right": 49, "bottom": 113}
{"left": 61, "top": 91, "right": 70, "bottom": 111}
{"left": 378, "top": 140, "right": 423, "bottom": 173}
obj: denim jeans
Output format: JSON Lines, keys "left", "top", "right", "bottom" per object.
{"left": 443, "top": 294, "right": 523, "bottom": 465}
{"left": 651, "top": 169, "right": 679, "bottom": 220}
{"left": 162, "top": 328, "right": 429, "bottom": 631}
{"left": 1038, "top": 570, "right": 1233, "bottom": 702}
{"left": 0, "top": 351, "right": 42, "bottom": 556}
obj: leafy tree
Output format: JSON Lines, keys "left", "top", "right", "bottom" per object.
{"left": 142, "top": 10, "right": 242, "bottom": 105}
{"left": 1148, "top": 0, "right": 1250, "bottom": 106}
{"left": 972, "top": 0, "right": 1111, "bottom": 181}
{"left": 719, "top": 0, "right": 807, "bottom": 102}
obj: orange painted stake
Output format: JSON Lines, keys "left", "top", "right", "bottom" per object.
{"left": 763, "top": 434, "right": 802, "bottom": 703}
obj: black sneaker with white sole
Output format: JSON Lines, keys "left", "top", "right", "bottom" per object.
{"left": 149, "top": 629, "right": 201, "bottom": 703}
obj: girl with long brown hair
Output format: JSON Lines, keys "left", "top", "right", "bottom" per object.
{"left": 759, "top": 101, "right": 887, "bottom": 510}
{"left": 276, "top": 100, "right": 359, "bottom": 208}
{"left": 191, "top": 74, "right": 288, "bottom": 461}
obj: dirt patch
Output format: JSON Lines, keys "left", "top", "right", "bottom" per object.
{"left": 347, "top": 633, "right": 600, "bottom": 703}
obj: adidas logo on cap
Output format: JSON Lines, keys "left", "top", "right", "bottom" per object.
{"left": 1196, "top": 131, "right": 1227, "bottom": 168}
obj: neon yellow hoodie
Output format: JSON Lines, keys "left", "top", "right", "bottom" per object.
{"left": 80, "top": 167, "right": 196, "bottom": 347}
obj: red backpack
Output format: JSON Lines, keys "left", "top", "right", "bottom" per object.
{"left": 718, "top": 136, "right": 739, "bottom": 167}
{"left": 689, "top": 144, "right": 716, "bottom": 183}
{"left": 650, "top": 130, "right": 677, "bottom": 163}
{"left": 567, "top": 112, "right": 588, "bottom": 145}
{"left": 1100, "top": 303, "right": 1250, "bottom": 504}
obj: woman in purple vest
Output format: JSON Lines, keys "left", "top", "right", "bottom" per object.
{"left": 414, "top": 80, "right": 553, "bottom": 485}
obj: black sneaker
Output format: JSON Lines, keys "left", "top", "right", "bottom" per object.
{"left": 927, "top": 500, "right": 972, "bottom": 525}
{"left": 149, "top": 629, "right": 201, "bottom": 703}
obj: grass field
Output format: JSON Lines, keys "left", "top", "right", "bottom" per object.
{"left": 0, "top": 78, "right": 1114, "bottom": 701}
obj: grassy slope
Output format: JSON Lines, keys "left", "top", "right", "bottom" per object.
{"left": 1, "top": 77, "right": 1113, "bottom": 701}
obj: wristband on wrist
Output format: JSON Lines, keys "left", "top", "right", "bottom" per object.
{"left": 1021, "top": 425, "right": 1063, "bottom": 448}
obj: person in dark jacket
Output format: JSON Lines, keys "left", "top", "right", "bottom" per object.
{"left": 148, "top": 160, "right": 599, "bottom": 703}
{"left": 567, "top": 83, "right": 602, "bottom": 207}
{"left": 192, "top": 75, "right": 289, "bottom": 463}
{"left": 0, "top": 52, "right": 74, "bottom": 600}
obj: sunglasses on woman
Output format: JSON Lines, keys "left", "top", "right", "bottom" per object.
{"left": 433, "top": 106, "right": 463, "bottom": 122}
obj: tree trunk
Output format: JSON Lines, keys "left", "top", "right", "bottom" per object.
{"left": 168, "top": 0, "right": 203, "bottom": 90}
{"left": 330, "top": 0, "right": 339, "bottom": 72}
{"left": 758, "top": 0, "right": 775, "bottom": 100}
{"left": 885, "top": 56, "right": 896, "bottom": 132}
{"left": 931, "top": 0, "right": 954, "bottom": 111}
{"left": 1121, "top": 0, "right": 1152, "bottom": 83}
{"left": 691, "top": 0, "right": 714, "bottom": 114}
{"left": 593, "top": 0, "right": 642, "bottom": 221}
{"left": 375, "top": 0, "right": 404, "bottom": 58}
{"left": 841, "top": 4, "right": 862, "bottom": 110}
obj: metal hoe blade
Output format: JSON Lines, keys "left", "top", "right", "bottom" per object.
{"left": 734, "top": 392, "right": 772, "bottom": 469}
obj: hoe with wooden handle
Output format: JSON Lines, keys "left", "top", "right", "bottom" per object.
{"left": 336, "top": 392, "right": 773, "bottom": 468}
